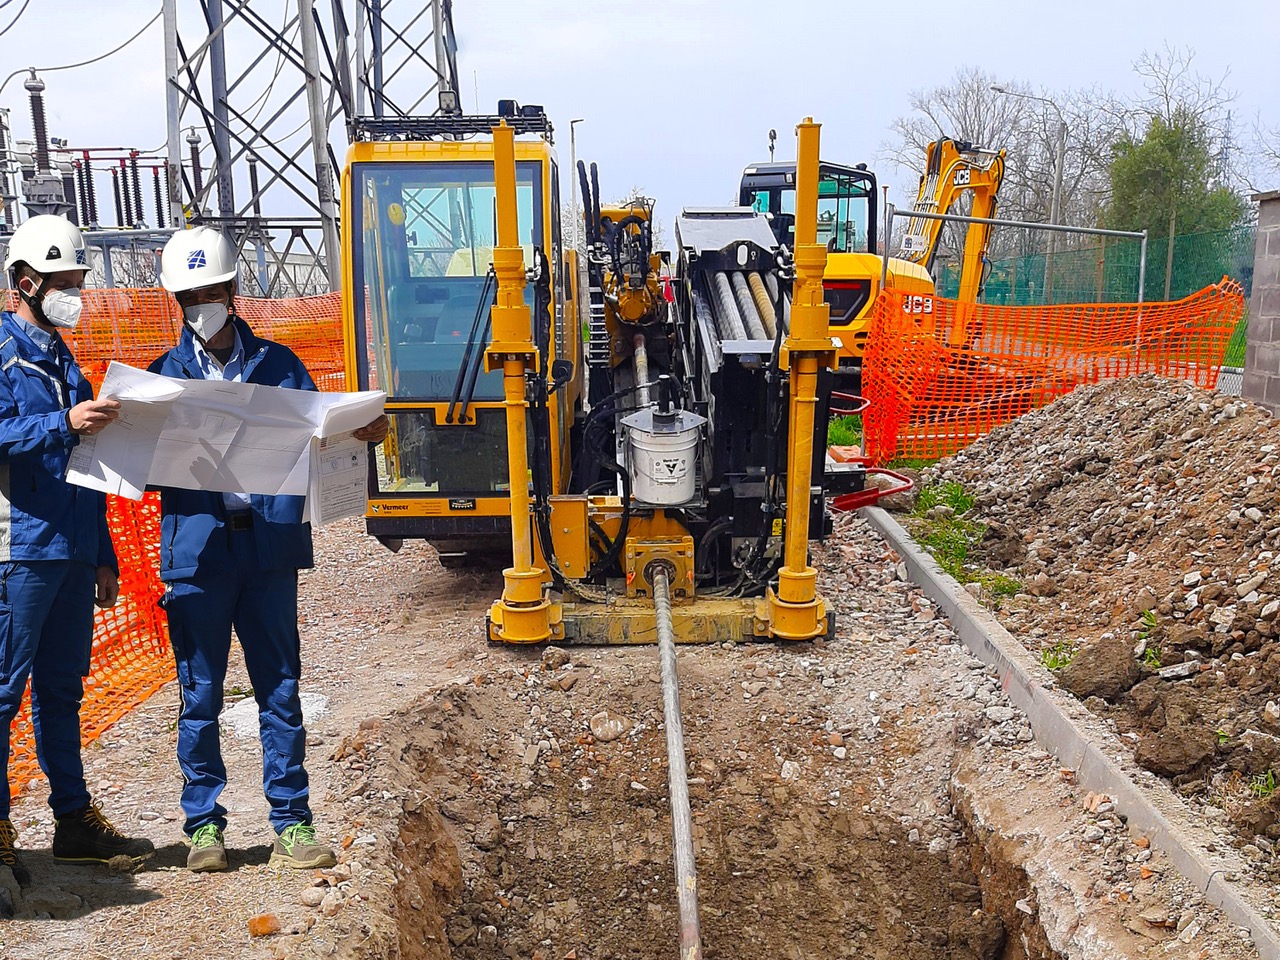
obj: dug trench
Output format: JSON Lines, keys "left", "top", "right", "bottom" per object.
{"left": 333, "top": 513, "right": 1258, "bottom": 960}
{"left": 387, "top": 662, "right": 1007, "bottom": 960}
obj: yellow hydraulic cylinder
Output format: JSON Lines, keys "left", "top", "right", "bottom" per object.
{"left": 770, "top": 118, "right": 835, "bottom": 641}
{"left": 486, "top": 122, "right": 553, "bottom": 643}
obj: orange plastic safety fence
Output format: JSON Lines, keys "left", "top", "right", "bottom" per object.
{"left": 861, "top": 279, "right": 1246, "bottom": 464}
{"left": 3, "top": 288, "right": 346, "bottom": 803}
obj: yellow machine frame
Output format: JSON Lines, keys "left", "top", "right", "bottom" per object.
{"left": 488, "top": 119, "right": 836, "bottom": 645}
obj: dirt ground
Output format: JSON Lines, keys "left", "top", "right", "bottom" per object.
{"left": 0, "top": 509, "right": 1267, "bottom": 959}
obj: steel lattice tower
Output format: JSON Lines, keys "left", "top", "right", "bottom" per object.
{"left": 162, "top": 0, "right": 460, "bottom": 295}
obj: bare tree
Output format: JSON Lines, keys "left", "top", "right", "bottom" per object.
{"left": 881, "top": 53, "right": 1250, "bottom": 264}
{"left": 881, "top": 66, "right": 1118, "bottom": 260}
{"left": 1246, "top": 115, "right": 1280, "bottom": 192}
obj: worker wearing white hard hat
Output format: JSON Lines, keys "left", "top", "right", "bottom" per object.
{"left": 149, "top": 226, "right": 387, "bottom": 873}
{"left": 0, "top": 215, "right": 156, "bottom": 883}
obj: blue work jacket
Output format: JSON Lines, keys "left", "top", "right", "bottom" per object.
{"left": 148, "top": 316, "right": 317, "bottom": 581}
{"left": 0, "top": 311, "right": 116, "bottom": 570}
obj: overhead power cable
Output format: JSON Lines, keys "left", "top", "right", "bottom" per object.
{"left": 0, "top": 8, "right": 161, "bottom": 99}
{"left": 0, "top": 0, "right": 32, "bottom": 38}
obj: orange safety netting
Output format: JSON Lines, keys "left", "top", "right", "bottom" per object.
{"left": 3, "top": 288, "right": 346, "bottom": 802}
{"left": 861, "top": 279, "right": 1246, "bottom": 464}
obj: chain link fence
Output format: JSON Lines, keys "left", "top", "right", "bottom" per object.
{"left": 937, "top": 224, "right": 1256, "bottom": 368}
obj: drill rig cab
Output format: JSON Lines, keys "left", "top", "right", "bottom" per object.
{"left": 339, "top": 106, "right": 583, "bottom": 564}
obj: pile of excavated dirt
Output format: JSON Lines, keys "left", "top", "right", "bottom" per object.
{"left": 920, "top": 373, "right": 1280, "bottom": 874}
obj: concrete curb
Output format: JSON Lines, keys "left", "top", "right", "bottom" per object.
{"left": 862, "top": 505, "right": 1280, "bottom": 958}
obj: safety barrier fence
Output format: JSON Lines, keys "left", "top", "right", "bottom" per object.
{"left": 861, "top": 280, "right": 1247, "bottom": 464}
{"left": 3, "top": 288, "right": 345, "bottom": 801}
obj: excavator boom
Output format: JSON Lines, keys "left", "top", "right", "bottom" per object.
{"left": 898, "top": 138, "right": 1006, "bottom": 302}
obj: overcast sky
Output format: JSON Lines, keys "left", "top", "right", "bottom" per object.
{"left": 2, "top": 0, "right": 1278, "bottom": 230}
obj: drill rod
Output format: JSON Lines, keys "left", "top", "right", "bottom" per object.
{"left": 653, "top": 567, "right": 703, "bottom": 960}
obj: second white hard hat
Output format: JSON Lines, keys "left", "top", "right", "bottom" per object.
{"left": 159, "top": 226, "right": 238, "bottom": 293}
{"left": 4, "top": 214, "right": 91, "bottom": 276}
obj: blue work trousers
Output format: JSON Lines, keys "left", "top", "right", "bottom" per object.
{"left": 164, "top": 522, "right": 311, "bottom": 836}
{"left": 0, "top": 560, "right": 95, "bottom": 821}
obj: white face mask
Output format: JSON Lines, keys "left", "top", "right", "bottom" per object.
{"left": 41, "top": 288, "right": 83, "bottom": 329}
{"left": 183, "top": 302, "right": 230, "bottom": 342}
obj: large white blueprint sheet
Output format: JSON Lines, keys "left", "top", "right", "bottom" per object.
{"left": 66, "top": 362, "right": 385, "bottom": 523}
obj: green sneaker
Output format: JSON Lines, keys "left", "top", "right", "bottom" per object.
{"left": 270, "top": 823, "right": 336, "bottom": 869}
{"left": 186, "top": 824, "right": 227, "bottom": 872}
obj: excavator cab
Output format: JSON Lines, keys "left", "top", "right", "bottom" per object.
{"left": 738, "top": 159, "right": 932, "bottom": 368}
{"left": 739, "top": 160, "right": 875, "bottom": 255}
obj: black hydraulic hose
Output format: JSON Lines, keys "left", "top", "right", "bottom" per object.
{"left": 577, "top": 160, "right": 598, "bottom": 246}
{"left": 447, "top": 269, "right": 494, "bottom": 423}
{"left": 590, "top": 162, "right": 602, "bottom": 249}
{"left": 695, "top": 516, "right": 734, "bottom": 579}
{"left": 528, "top": 372, "right": 566, "bottom": 591}
{"left": 579, "top": 397, "right": 632, "bottom": 580}
{"left": 610, "top": 214, "right": 651, "bottom": 281}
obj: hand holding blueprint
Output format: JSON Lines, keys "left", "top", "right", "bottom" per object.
{"left": 67, "top": 362, "right": 385, "bottom": 524}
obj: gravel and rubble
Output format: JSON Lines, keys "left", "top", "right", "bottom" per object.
{"left": 918, "top": 373, "right": 1280, "bottom": 889}
{"left": 0, "top": 503, "right": 1267, "bottom": 958}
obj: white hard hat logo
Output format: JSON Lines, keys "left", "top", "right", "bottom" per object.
{"left": 187, "top": 249, "right": 207, "bottom": 269}
{"left": 75, "top": 249, "right": 88, "bottom": 266}
{"left": 46, "top": 245, "right": 61, "bottom": 260}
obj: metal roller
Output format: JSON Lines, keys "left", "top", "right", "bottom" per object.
{"left": 763, "top": 272, "right": 791, "bottom": 333}
{"left": 730, "top": 271, "right": 767, "bottom": 339}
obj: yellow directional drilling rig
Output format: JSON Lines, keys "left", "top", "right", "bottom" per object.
{"left": 341, "top": 108, "right": 861, "bottom": 643}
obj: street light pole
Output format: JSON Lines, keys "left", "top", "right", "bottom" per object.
{"left": 991, "top": 85, "right": 1067, "bottom": 300}
{"left": 569, "top": 118, "right": 585, "bottom": 256}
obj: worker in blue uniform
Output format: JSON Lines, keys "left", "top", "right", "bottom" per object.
{"left": 0, "top": 215, "right": 156, "bottom": 885}
{"left": 150, "top": 227, "right": 388, "bottom": 872}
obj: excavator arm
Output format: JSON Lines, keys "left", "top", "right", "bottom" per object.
{"left": 897, "top": 138, "right": 1006, "bottom": 302}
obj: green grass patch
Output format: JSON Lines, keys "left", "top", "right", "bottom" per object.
{"left": 914, "top": 517, "right": 973, "bottom": 580}
{"left": 1142, "top": 645, "right": 1163, "bottom": 669}
{"left": 827, "top": 415, "right": 862, "bottom": 448}
{"left": 1040, "top": 641, "right": 1077, "bottom": 670}
{"left": 1223, "top": 310, "right": 1248, "bottom": 368}
{"left": 914, "top": 480, "right": 975, "bottom": 517}
{"left": 886, "top": 456, "right": 940, "bottom": 472}
{"left": 905, "top": 480, "right": 1022, "bottom": 603}
{"left": 975, "top": 571, "right": 1023, "bottom": 598}
{"left": 1251, "top": 769, "right": 1278, "bottom": 799}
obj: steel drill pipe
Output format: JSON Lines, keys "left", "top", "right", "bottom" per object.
{"left": 746, "top": 271, "right": 778, "bottom": 338}
{"left": 653, "top": 568, "right": 703, "bottom": 960}
{"left": 710, "top": 271, "right": 747, "bottom": 340}
{"left": 730, "top": 271, "right": 767, "bottom": 339}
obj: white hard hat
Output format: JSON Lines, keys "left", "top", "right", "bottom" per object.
{"left": 160, "top": 226, "right": 238, "bottom": 293}
{"left": 4, "top": 215, "right": 91, "bottom": 276}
